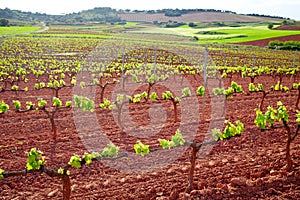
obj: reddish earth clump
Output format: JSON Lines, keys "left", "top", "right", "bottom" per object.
{"left": 237, "top": 34, "right": 300, "bottom": 47}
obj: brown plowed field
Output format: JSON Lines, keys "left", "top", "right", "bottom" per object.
{"left": 118, "top": 12, "right": 282, "bottom": 23}
{"left": 0, "top": 73, "right": 300, "bottom": 199}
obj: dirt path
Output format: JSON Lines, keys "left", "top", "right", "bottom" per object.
{"left": 34, "top": 22, "right": 49, "bottom": 33}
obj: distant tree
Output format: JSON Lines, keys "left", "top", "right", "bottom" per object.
{"left": 165, "top": 21, "right": 186, "bottom": 28}
{"left": 0, "top": 18, "right": 9, "bottom": 26}
{"left": 282, "top": 20, "right": 288, "bottom": 25}
{"left": 268, "top": 23, "right": 274, "bottom": 29}
{"left": 118, "top": 21, "right": 126, "bottom": 25}
{"left": 146, "top": 10, "right": 155, "bottom": 14}
{"left": 188, "top": 22, "right": 197, "bottom": 27}
{"left": 165, "top": 10, "right": 182, "bottom": 17}
{"left": 192, "top": 36, "right": 199, "bottom": 41}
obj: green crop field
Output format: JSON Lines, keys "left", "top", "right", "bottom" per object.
{"left": 207, "top": 26, "right": 300, "bottom": 43}
{"left": 0, "top": 26, "right": 41, "bottom": 36}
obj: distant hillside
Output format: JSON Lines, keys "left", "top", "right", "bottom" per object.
{"left": 63, "top": 7, "right": 121, "bottom": 23}
{"left": 0, "top": 7, "right": 290, "bottom": 25}
{"left": 118, "top": 12, "right": 285, "bottom": 23}
{"left": 0, "top": 8, "right": 55, "bottom": 22}
{"left": 0, "top": 7, "right": 121, "bottom": 24}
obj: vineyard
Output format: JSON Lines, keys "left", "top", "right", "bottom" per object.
{"left": 0, "top": 33, "right": 300, "bottom": 199}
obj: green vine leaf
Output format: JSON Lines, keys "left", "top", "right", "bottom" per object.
{"left": 150, "top": 92, "right": 158, "bottom": 100}
{"left": 296, "top": 111, "right": 300, "bottom": 123}
{"left": 196, "top": 86, "right": 205, "bottom": 96}
{"left": 68, "top": 155, "right": 81, "bottom": 168}
{"left": 158, "top": 129, "right": 185, "bottom": 149}
{"left": 100, "top": 98, "right": 111, "bottom": 109}
{"left": 255, "top": 101, "right": 289, "bottom": 130}
{"left": 171, "top": 129, "right": 185, "bottom": 146}
{"left": 73, "top": 95, "right": 94, "bottom": 112}
{"left": 0, "top": 169, "right": 4, "bottom": 180}
{"left": 13, "top": 100, "right": 21, "bottom": 111}
{"left": 182, "top": 87, "right": 191, "bottom": 97}
{"left": 0, "top": 101, "right": 9, "bottom": 114}
{"left": 57, "top": 167, "right": 64, "bottom": 175}
{"left": 134, "top": 141, "right": 150, "bottom": 156}
{"left": 158, "top": 139, "right": 172, "bottom": 149}
{"left": 25, "top": 148, "right": 45, "bottom": 171}
{"left": 213, "top": 120, "right": 244, "bottom": 141}
{"left": 52, "top": 97, "right": 62, "bottom": 107}
{"left": 38, "top": 98, "right": 47, "bottom": 108}
{"left": 101, "top": 143, "right": 119, "bottom": 157}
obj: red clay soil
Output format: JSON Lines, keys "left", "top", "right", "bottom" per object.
{"left": 238, "top": 34, "right": 300, "bottom": 47}
{"left": 274, "top": 25, "right": 300, "bottom": 31}
{"left": 0, "top": 74, "right": 300, "bottom": 199}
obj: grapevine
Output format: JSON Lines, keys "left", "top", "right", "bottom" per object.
{"left": 254, "top": 101, "right": 300, "bottom": 171}
{"left": 134, "top": 141, "right": 150, "bottom": 156}
{"left": 158, "top": 129, "right": 185, "bottom": 149}
{"left": 0, "top": 100, "right": 9, "bottom": 114}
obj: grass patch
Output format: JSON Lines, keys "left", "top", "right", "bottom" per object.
{"left": 0, "top": 26, "right": 40, "bottom": 36}
{"left": 122, "top": 21, "right": 141, "bottom": 27}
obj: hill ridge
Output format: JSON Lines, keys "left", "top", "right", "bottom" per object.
{"left": 0, "top": 7, "right": 291, "bottom": 24}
